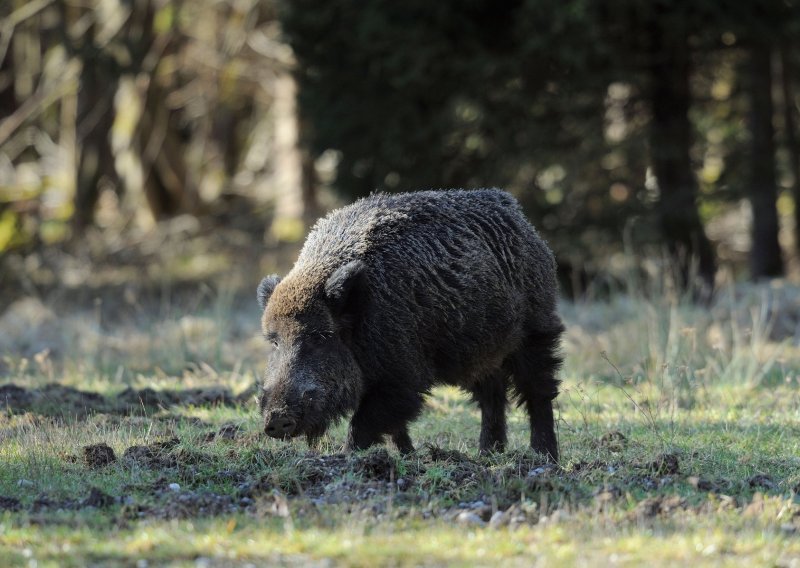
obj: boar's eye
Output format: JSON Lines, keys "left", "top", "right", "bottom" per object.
{"left": 266, "top": 332, "right": 279, "bottom": 349}
{"left": 306, "top": 331, "right": 332, "bottom": 346}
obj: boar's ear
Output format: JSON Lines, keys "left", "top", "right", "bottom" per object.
{"left": 324, "top": 260, "right": 366, "bottom": 318}
{"left": 257, "top": 275, "right": 281, "bottom": 310}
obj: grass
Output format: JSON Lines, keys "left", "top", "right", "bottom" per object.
{"left": 3, "top": 278, "right": 800, "bottom": 566}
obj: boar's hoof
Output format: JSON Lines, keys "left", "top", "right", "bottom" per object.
{"left": 265, "top": 416, "right": 297, "bottom": 438}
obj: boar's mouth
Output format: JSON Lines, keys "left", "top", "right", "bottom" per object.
{"left": 264, "top": 409, "right": 301, "bottom": 439}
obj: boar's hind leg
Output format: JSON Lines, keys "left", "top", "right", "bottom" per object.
{"left": 471, "top": 372, "right": 508, "bottom": 454}
{"left": 346, "top": 388, "right": 423, "bottom": 453}
{"left": 391, "top": 429, "right": 415, "bottom": 455}
{"left": 512, "top": 326, "right": 563, "bottom": 463}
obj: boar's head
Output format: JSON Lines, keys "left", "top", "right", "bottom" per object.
{"left": 257, "top": 260, "right": 366, "bottom": 444}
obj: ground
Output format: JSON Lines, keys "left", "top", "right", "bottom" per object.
{"left": 2, "top": 237, "right": 800, "bottom": 566}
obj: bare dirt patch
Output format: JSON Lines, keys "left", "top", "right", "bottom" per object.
{"left": 122, "top": 438, "right": 182, "bottom": 468}
{"left": 1, "top": 384, "right": 108, "bottom": 417}
{"left": 0, "top": 383, "right": 247, "bottom": 419}
{"left": 117, "top": 386, "right": 236, "bottom": 409}
{"left": 30, "top": 487, "right": 116, "bottom": 512}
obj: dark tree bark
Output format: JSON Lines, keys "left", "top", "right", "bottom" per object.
{"left": 748, "top": 41, "right": 783, "bottom": 279}
{"left": 0, "top": 41, "right": 17, "bottom": 119}
{"left": 298, "top": 109, "right": 320, "bottom": 223}
{"left": 71, "top": 20, "right": 121, "bottom": 233}
{"left": 137, "top": 79, "right": 193, "bottom": 220}
{"left": 648, "top": 15, "right": 716, "bottom": 297}
{"left": 130, "top": 0, "right": 197, "bottom": 220}
{"left": 781, "top": 43, "right": 800, "bottom": 254}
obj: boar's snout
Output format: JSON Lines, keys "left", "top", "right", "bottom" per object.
{"left": 265, "top": 414, "right": 297, "bottom": 438}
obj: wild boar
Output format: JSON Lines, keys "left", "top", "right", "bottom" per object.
{"left": 257, "top": 189, "right": 564, "bottom": 460}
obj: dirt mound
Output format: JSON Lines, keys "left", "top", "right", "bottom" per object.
{"left": 353, "top": 448, "right": 396, "bottom": 481}
{"left": 0, "top": 496, "right": 22, "bottom": 511}
{"left": 747, "top": 473, "right": 777, "bottom": 490}
{"left": 83, "top": 443, "right": 117, "bottom": 468}
{"left": 203, "top": 422, "right": 242, "bottom": 442}
{"left": 0, "top": 385, "right": 34, "bottom": 409}
{"left": 596, "top": 431, "right": 627, "bottom": 452}
{"left": 424, "top": 445, "right": 475, "bottom": 464}
{"left": 30, "top": 488, "right": 116, "bottom": 512}
{"left": 82, "top": 487, "right": 116, "bottom": 508}
{"left": 123, "top": 438, "right": 181, "bottom": 468}
{"left": 117, "top": 386, "right": 236, "bottom": 409}
{"left": 0, "top": 382, "right": 245, "bottom": 419}
{"left": 633, "top": 494, "right": 687, "bottom": 519}
{"left": 644, "top": 453, "right": 680, "bottom": 475}
{"left": 0, "top": 383, "right": 109, "bottom": 416}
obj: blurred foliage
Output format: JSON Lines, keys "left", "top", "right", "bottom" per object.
{"left": 0, "top": 0, "right": 799, "bottom": 283}
{"left": 282, "top": 0, "right": 800, "bottom": 269}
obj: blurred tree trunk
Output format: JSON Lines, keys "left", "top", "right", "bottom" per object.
{"left": 298, "top": 109, "right": 320, "bottom": 223}
{"left": 131, "top": 0, "right": 197, "bottom": 221}
{"left": 648, "top": 16, "right": 715, "bottom": 297}
{"left": 269, "top": 72, "right": 318, "bottom": 240}
{"left": 0, "top": 43, "right": 17, "bottom": 118}
{"left": 781, "top": 43, "right": 800, "bottom": 254}
{"left": 137, "top": 79, "right": 193, "bottom": 219}
{"left": 748, "top": 41, "right": 783, "bottom": 279}
{"left": 71, "top": 20, "right": 121, "bottom": 233}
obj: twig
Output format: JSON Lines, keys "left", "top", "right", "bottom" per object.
{"left": 0, "top": 66, "right": 78, "bottom": 147}
{"left": 0, "top": 0, "right": 56, "bottom": 65}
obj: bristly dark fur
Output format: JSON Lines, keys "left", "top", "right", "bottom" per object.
{"left": 258, "top": 188, "right": 564, "bottom": 461}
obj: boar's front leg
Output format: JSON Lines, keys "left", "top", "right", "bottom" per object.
{"left": 345, "top": 387, "right": 422, "bottom": 453}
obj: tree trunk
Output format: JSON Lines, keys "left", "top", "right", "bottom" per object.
{"left": 0, "top": 41, "right": 17, "bottom": 119}
{"left": 781, "top": 43, "right": 800, "bottom": 254}
{"left": 136, "top": 78, "right": 194, "bottom": 220}
{"left": 71, "top": 21, "right": 120, "bottom": 234}
{"left": 298, "top": 109, "right": 320, "bottom": 224}
{"left": 748, "top": 41, "right": 783, "bottom": 279}
{"left": 648, "top": 17, "right": 716, "bottom": 297}
{"left": 269, "top": 72, "right": 318, "bottom": 239}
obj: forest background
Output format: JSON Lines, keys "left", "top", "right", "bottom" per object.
{"left": 1, "top": 0, "right": 799, "bottom": 298}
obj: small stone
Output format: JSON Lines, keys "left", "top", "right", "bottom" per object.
{"left": 456, "top": 511, "right": 486, "bottom": 526}
{"left": 396, "top": 478, "right": 408, "bottom": 490}
{"left": 168, "top": 483, "right": 181, "bottom": 492}
{"left": 489, "top": 510, "right": 507, "bottom": 528}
